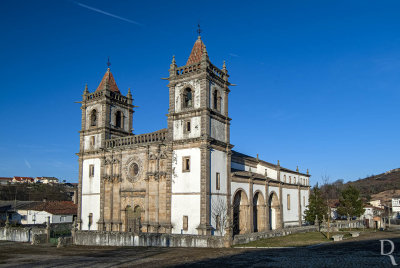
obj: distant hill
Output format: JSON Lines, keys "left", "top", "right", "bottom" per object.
{"left": 346, "top": 168, "right": 400, "bottom": 200}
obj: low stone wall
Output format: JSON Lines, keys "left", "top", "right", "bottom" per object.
{"left": 0, "top": 227, "right": 46, "bottom": 243}
{"left": 31, "top": 233, "right": 48, "bottom": 245}
{"left": 320, "top": 220, "right": 363, "bottom": 232}
{"left": 57, "top": 236, "right": 73, "bottom": 248}
{"left": 233, "top": 226, "right": 318, "bottom": 245}
{"left": 74, "top": 231, "right": 224, "bottom": 248}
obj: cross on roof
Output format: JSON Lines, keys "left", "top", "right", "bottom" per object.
{"left": 107, "top": 57, "right": 111, "bottom": 68}
{"left": 197, "top": 24, "right": 202, "bottom": 37}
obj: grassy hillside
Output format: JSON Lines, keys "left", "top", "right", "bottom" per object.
{"left": 346, "top": 168, "right": 400, "bottom": 200}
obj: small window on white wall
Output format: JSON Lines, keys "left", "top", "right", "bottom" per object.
{"left": 89, "top": 165, "right": 95, "bottom": 177}
{"left": 182, "top": 157, "right": 190, "bottom": 172}
{"left": 184, "top": 120, "right": 191, "bottom": 133}
{"left": 183, "top": 215, "right": 188, "bottom": 231}
{"left": 287, "top": 194, "right": 291, "bottom": 210}
{"left": 303, "top": 196, "right": 305, "bottom": 206}
{"left": 216, "top": 172, "right": 220, "bottom": 190}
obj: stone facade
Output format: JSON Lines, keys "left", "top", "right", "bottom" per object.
{"left": 77, "top": 35, "right": 311, "bottom": 238}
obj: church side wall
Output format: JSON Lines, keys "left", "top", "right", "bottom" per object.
{"left": 210, "top": 149, "right": 228, "bottom": 236}
{"left": 171, "top": 148, "right": 201, "bottom": 234}
{"left": 81, "top": 158, "right": 101, "bottom": 231}
{"left": 300, "top": 189, "right": 309, "bottom": 219}
{"left": 282, "top": 187, "right": 300, "bottom": 227}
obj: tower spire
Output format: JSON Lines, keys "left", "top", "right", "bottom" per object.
{"left": 197, "top": 24, "right": 202, "bottom": 39}
{"left": 107, "top": 56, "right": 111, "bottom": 69}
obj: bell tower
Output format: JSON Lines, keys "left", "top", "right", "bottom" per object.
{"left": 167, "top": 33, "right": 233, "bottom": 235}
{"left": 77, "top": 66, "right": 134, "bottom": 231}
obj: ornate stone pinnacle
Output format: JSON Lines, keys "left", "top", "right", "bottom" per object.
{"left": 127, "top": 88, "right": 132, "bottom": 98}
{"left": 222, "top": 60, "right": 226, "bottom": 70}
{"left": 296, "top": 166, "right": 299, "bottom": 172}
{"left": 307, "top": 168, "right": 309, "bottom": 175}
{"left": 170, "top": 55, "right": 177, "bottom": 69}
{"left": 277, "top": 160, "right": 280, "bottom": 166}
{"left": 83, "top": 83, "right": 89, "bottom": 95}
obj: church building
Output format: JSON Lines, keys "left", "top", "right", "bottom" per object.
{"left": 77, "top": 34, "right": 311, "bottom": 236}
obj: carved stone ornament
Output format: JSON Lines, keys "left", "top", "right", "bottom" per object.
{"left": 125, "top": 157, "right": 143, "bottom": 183}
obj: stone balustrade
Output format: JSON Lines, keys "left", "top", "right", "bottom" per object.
{"left": 105, "top": 129, "right": 168, "bottom": 149}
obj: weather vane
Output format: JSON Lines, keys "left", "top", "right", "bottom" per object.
{"left": 107, "top": 57, "right": 111, "bottom": 68}
{"left": 197, "top": 24, "right": 202, "bottom": 37}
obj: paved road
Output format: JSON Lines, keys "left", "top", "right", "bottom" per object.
{"left": 1, "top": 231, "right": 399, "bottom": 267}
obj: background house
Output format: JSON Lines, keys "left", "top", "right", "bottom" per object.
{"left": 16, "top": 201, "right": 77, "bottom": 225}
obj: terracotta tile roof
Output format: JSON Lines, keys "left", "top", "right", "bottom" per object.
{"left": 0, "top": 177, "right": 12, "bottom": 181}
{"left": 13, "top": 177, "right": 34, "bottom": 182}
{"left": 20, "top": 201, "right": 77, "bottom": 215}
{"left": 186, "top": 37, "right": 206, "bottom": 65}
{"left": 95, "top": 68, "right": 120, "bottom": 93}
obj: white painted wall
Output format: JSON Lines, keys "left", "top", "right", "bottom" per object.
{"left": 210, "top": 150, "right": 227, "bottom": 194}
{"left": 171, "top": 148, "right": 201, "bottom": 235}
{"left": 173, "top": 116, "right": 201, "bottom": 140}
{"left": 282, "top": 188, "right": 300, "bottom": 227}
{"left": 231, "top": 182, "right": 250, "bottom": 202}
{"left": 210, "top": 194, "right": 228, "bottom": 236}
{"left": 17, "top": 210, "right": 73, "bottom": 224}
{"left": 82, "top": 158, "right": 101, "bottom": 230}
{"left": 84, "top": 134, "right": 102, "bottom": 151}
{"left": 171, "top": 195, "right": 200, "bottom": 234}
{"left": 172, "top": 149, "right": 201, "bottom": 193}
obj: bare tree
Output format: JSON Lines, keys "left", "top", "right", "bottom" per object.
{"left": 211, "top": 195, "right": 230, "bottom": 236}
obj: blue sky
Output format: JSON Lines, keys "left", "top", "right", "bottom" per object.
{"left": 0, "top": 0, "right": 399, "bottom": 184}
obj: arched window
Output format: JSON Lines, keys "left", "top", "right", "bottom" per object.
{"left": 213, "top": 89, "right": 221, "bottom": 112}
{"left": 90, "top": 110, "right": 97, "bottom": 127}
{"left": 115, "top": 111, "right": 122, "bottom": 128}
{"left": 183, "top": 88, "right": 193, "bottom": 108}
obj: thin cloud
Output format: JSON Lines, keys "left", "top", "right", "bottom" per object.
{"left": 74, "top": 1, "right": 142, "bottom": 26}
{"left": 229, "top": 53, "right": 239, "bottom": 57}
{"left": 24, "top": 159, "right": 31, "bottom": 169}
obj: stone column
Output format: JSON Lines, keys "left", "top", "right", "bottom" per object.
{"left": 265, "top": 180, "right": 270, "bottom": 231}
{"left": 298, "top": 185, "right": 302, "bottom": 226}
{"left": 197, "top": 144, "right": 212, "bottom": 235}
{"left": 77, "top": 157, "right": 83, "bottom": 230}
{"left": 144, "top": 175, "right": 150, "bottom": 232}
{"left": 279, "top": 182, "right": 284, "bottom": 229}
{"left": 249, "top": 177, "right": 254, "bottom": 233}
{"left": 155, "top": 174, "right": 160, "bottom": 233}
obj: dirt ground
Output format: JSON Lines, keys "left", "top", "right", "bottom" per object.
{"left": 1, "top": 230, "right": 400, "bottom": 267}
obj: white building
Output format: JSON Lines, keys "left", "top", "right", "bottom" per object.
{"left": 17, "top": 201, "right": 76, "bottom": 225}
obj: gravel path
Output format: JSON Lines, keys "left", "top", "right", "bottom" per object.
{"left": 0, "top": 230, "right": 399, "bottom": 267}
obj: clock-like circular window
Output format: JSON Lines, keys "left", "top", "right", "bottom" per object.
{"left": 129, "top": 162, "right": 139, "bottom": 177}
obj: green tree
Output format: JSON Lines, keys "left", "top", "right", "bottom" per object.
{"left": 337, "top": 185, "right": 365, "bottom": 219}
{"left": 304, "top": 184, "right": 328, "bottom": 225}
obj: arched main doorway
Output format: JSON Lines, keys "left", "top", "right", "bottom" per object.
{"left": 253, "top": 192, "right": 265, "bottom": 232}
{"left": 268, "top": 192, "right": 281, "bottom": 230}
{"left": 233, "top": 190, "right": 249, "bottom": 235}
{"left": 125, "top": 205, "right": 143, "bottom": 232}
